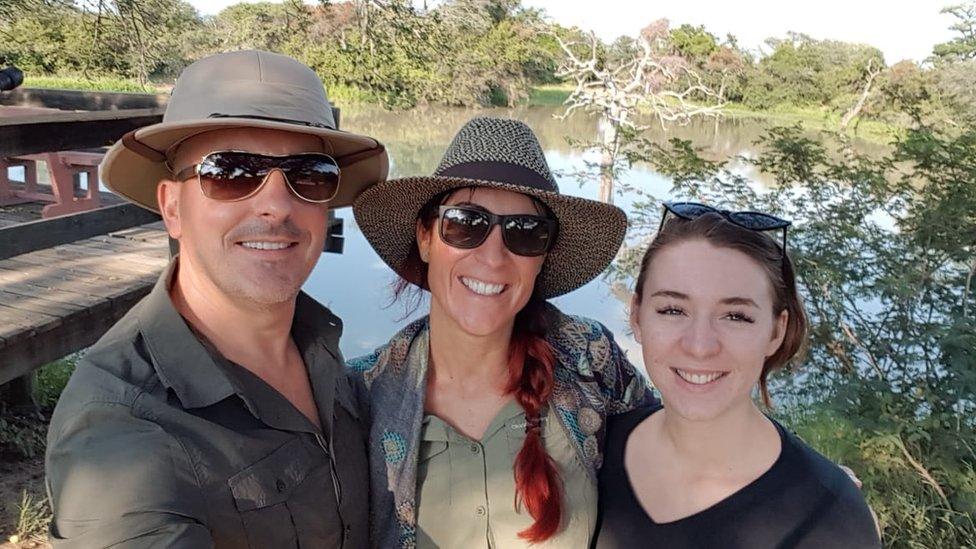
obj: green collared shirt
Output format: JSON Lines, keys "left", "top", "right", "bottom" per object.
{"left": 415, "top": 400, "right": 597, "bottom": 548}
{"left": 45, "top": 260, "right": 370, "bottom": 549}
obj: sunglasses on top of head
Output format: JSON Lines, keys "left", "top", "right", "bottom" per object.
{"left": 173, "top": 150, "right": 341, "bottom": 204}
{"left": 437, "top": 205, "right": 557, "bottom": 257}
{"left": 660, "top": 201, "right": 792, "bottom": 257}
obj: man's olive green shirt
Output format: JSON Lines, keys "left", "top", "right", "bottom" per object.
{"left": 45, "top": 261, "right": 369, "bottom": 548}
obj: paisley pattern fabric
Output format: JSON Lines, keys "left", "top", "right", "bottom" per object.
{"left": 347, "top": 303, "right": 657, "bottom": 548}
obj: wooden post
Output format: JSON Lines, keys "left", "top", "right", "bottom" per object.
{"left": 0, "top": 373, "right": 39, "bottom": 415}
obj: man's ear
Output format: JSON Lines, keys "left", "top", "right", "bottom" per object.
{"left": 416, "top": 219, "right": 431, "bottom": 263}
{"left": 157, "top": 179, "right": 182, "bottom": 240}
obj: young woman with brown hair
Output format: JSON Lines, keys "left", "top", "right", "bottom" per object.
{"left": 593, "top": 203, "right": 880, "bottom": 548}
{"left": 349, "top": 117, "right": 655, "bottom": 548}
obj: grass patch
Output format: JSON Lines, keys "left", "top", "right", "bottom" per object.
{"left": 721, "top": 103, "right": 902, "bottom": 143}
{"left": 327, "top": 83, "right": 391, "bottom": 107}
{"left": 33, "top": 357, "right": 76, "bottom": 410}
{"left": 527, "top": 84, "right": 572, "bottom": 107}
{"left": 12, "top": 489, "right": 50, "bottom": 543}
{"left": 23, "top": 74, "right": 160, "bottom": 93}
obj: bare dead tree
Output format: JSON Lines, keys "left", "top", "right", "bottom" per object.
{"left": 554, "top": 20, "right": 724, "bottom": 203}
{"left": 840, "top": 58, "right": 882, "bottom": 132}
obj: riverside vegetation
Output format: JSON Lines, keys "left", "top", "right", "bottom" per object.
{"left": 1, "top": 0, "right": 975, "bottom": 131}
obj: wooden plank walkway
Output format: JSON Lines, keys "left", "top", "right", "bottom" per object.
{"left": 0, "top": 223, "right": 168, "bottom": 384}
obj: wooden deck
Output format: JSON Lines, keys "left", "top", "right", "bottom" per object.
{"left": 0, "top": 221, "right": 168, "bottom": 384}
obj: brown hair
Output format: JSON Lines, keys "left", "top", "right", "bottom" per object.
{"left": 395, "top": 188, "right": 563, "bottom": 542}
{"left": 632, "top": 212, "right": 808, "bottom": 407}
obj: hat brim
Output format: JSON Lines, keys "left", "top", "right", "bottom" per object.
{"left": 353, "top": 175, "right": 627, "bottom": 299}
{"left": 101, "top": 117, "right": 389, "bottom": 213}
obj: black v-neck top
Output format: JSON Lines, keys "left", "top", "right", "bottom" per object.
{"left": 592, "top": 405, "right": 881, "bottom": 549}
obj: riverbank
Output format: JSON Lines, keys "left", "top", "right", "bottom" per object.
{"left": 525, "top": 84, "right": 901, "bottom": 143}
{"left": 19, "top": 76, "right": 902, "bottom": 143}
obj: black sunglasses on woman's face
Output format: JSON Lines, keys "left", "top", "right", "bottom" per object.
{"left": 437, "top": 205, "right": 557, "bottom": 257}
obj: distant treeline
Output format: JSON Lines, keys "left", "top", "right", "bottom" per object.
{"left": 1, "top": 0, "right": 974, "bottom": 126}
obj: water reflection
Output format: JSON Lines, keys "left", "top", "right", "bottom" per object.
{"left": 309, "top": 106, "right": 886, "bottom": 371}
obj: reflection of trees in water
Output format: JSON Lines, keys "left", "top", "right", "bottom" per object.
{"left": 340, "top": 105, "right": 601, "bottom": 177}
{"left": 340, "top": 105, "right": 888, "bottom": 183}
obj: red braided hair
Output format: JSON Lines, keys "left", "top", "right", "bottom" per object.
{"left": 506, "top": 298, "right": 563, "bottom": 543}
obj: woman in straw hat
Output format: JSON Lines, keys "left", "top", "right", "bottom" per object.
{"left": 349, "top": 117, "right": 656, "bottom": 548}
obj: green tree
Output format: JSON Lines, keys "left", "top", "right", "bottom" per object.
{"left": 744, "top": 35, "right": 885, "bottom": 111}
{"left": 669, "top": 23, "right": 718, "bottom": 67}
{"left": 932, "top": 2, "right": 976, "bottom": 62}
{"left": 213, "top": 1, "right": 310, "bottom": 53}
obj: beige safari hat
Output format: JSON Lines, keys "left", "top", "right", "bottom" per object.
{"left": 101, "top": 50, "right": 388, "bottom": 212}
{"left": 354, "top": 117, "right": 627, "bottom": 299}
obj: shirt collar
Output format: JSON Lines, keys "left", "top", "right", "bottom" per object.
{"left": 137, "top": 259, "right": 344, "bottom": 416}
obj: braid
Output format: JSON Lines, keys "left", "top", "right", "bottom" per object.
{"left": 506, "top": 298, "right": 563, "bottom": 542}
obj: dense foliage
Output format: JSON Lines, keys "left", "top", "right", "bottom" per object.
{"left": 0, "top": 0, "right": 563, "bottom": 106}
{"left": 612, "top": 124, "right": 976, "bottom": 547}
{"left": 2, "top": 0, "right": 974, "bottom": 125}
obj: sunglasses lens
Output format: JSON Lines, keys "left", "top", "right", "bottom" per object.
{"left": 729, "top": 212, "right": 789, "bottom": 230}
{"left": 669, "top": 202, "right": 716, "bottom": 219}
{"left": 280, "top": 154, "right": 341, "bottom": 202}
{"left": 503, "top": 216, "right": 554, "bottom": 256}
{"left": 196, "top": 152, "right": 340, "bottom": 203}
{"left": 441, "top": 207, "right": 490, "bottom": 248}
{"left": 198, "top": 153, "right": 267, "bottom": 200}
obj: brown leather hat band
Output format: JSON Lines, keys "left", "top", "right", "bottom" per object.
{"left": 121, "top": 130, "right": 167, "bottom": 162}
{"left": 122, "top": 127, "right": 383, "bottom": 169}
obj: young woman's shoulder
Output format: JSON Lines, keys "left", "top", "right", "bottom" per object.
{"left": 779, "top": 425, "right": 882, "bottom": 548}
{"left": 783, "top": 428, "right": 865, "bottom": 502}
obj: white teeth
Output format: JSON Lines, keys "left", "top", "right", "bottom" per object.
{"left": 461, "top": 277, "right": 505, "bottom": 296}
{"left": 675, "top": 369, "right": 725, "bottom": 385}
{"left": 241, "top": 241, "right": 291, "bottom": 250}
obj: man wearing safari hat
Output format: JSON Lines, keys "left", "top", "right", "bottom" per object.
{"left": 45, "top": 50, "right": 387, "bottom": 548}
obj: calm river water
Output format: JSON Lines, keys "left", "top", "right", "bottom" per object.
{"left": 303, "top": 105, "right": 886, "bottom": 370}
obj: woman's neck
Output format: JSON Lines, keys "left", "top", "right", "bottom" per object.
{"left": 427, "top": 306, "right": 512, "bottom": 387}
{"left": 656, "top": 399, "right": 780, "bottom": 472}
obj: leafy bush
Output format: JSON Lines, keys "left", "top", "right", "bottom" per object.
{"left": 0, "top": 416, "right": 46, "bottom": 460}
{"left": 34, "top": 357, "right": 77, "bottom": 410}
{"left": 24, "top": 75, "right": 155, "bottom": 93}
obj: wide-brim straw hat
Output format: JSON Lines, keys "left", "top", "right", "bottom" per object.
{"left": 101, "top": 50, "right": 389, "bottom": 212}
{"left": 354, "top": 117, "right": 627, "bottom": 299}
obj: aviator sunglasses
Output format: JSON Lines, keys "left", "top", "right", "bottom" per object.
{"left": 660, "top": 201, "right": 792, "bottom": 257}
{"left": 437, "top": 205, "right": 557, "bottom": 257}
{"left": 174, "top": 150, "right": 341, "bottom": 203}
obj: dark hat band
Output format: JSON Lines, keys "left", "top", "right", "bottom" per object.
{"left": 437, "top": 161, "right": 556, "bottom": 192}
{"left": 122, "top": 130, "right": 166, "bottom": 162}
